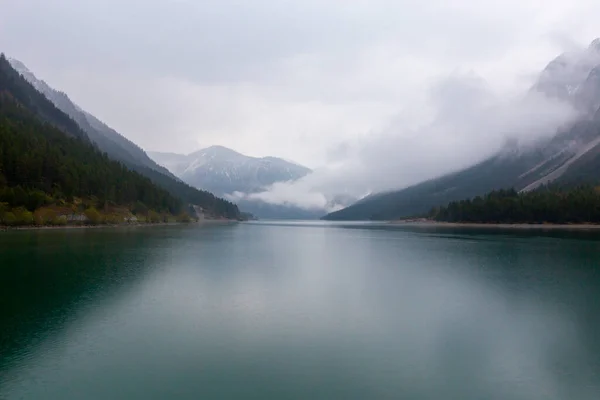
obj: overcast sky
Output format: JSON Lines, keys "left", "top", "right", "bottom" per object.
{"left": 1, "top": 0, "right": 599, "bottom": 207}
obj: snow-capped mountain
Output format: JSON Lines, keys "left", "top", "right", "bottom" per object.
{"left": 150, "top": 146, "right": 321, "bottom": 218}
{"left": 150, "top": 146, "right": 311, "bottom": 197}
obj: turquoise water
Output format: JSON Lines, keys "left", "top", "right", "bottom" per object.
{"left": 1, "top": 222, "right": 600, "bottom": 399}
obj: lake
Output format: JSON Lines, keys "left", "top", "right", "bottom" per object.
{"left": 1, "top": 221, "right": 600, "bottom": 399}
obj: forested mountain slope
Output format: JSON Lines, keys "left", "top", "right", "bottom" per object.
{"left": 433, "top": 186, "right": 600, "bottom": 224}
{"left": 0, "top": 98, "right": 180, "bottom": 212}
{"left": 324, "top": 39, "right": 600, "bottom": 221}
{"left": 4, "top": 56, "right": 239, "bottom": 219}
{"left": 0, "top": 54, "right": 239, "bottom": 221}
{"left": 8, "top": 58, "right": 174, "bottom": 177}
{"left": 1, "top": 58, "right": 88, "bottom": 142}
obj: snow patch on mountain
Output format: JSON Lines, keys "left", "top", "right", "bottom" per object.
{"left": 532, "top": 38, "right": 600, "bottom": 111}
{"left": 149, "top": 146, "right": 311, "bottom": 197}
{"left": 149, "top": 146, "right": 323, "bottom": 218}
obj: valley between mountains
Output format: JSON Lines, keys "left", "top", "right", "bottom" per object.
{"left": 4, "top": 39, "right": 600, "bottom": 225}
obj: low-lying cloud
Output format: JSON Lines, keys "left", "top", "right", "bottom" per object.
{"left": 231, "top": 72, "right": 579, "bottom": 211}
{"left": 3, "top": 0, "right": 599, "bottom": 170}
{"left": 2, "top": 0, "right": 597, "bottom": 214}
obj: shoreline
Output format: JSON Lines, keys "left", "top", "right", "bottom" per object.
{"left": 389, "top": 220, "right": 600, "bottom": 230}
{"left": 0, "top": 219, "right": 238, "bottom": 232}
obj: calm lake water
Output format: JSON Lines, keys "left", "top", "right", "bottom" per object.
{"left": 1, "top": 221, "right": 600, "bottom": 399}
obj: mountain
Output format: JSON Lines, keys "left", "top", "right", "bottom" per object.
{"left": 150, "top": 146, "right": 311, "bottom": 196}
{"left": 149, "top": 146, "right": 316, "bottom": 218}
{"left": 532, "top": 39, "right": 600, "bottom": 112}
{"left": 8, "top": 58, "right": 176, "bottom": 178}
{"left": 7, "top": 57, "right": 239, "bottom": 218}
{"left": 0, "top": 54, "right": 182, "bottom": 219}
{"left": 324, "top": 39, "right": 600, "bottom": 221}
{"left": 1, "top": 60, "right": 89, "bottom": 143}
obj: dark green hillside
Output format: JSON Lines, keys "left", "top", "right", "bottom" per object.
{"left": 135, "top": 165, "right": 240, "bottom": 219}
{"left": 7, "top": 56, "right": 238, "bottom": 218}
{"left": 433, "top": 186, "right": 600, "bottom": 224}
{"left": 324, "top": 40, "right": 600, "bottom": 222}
{"left": 0, "top": 54, "right": 239, "bottom": 222}
{"left": 324, "top": 112, "right": 600, "bottom": 221}
{"left": 0, "top": 92, "right": 181, "bottom": 215}
{"left": 0, "top": 55, "right": 87, "bottom": 141}
{"left": 323, "top": 152, "right": 547, "bottom": 221}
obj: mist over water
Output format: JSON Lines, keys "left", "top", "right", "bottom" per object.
{"left": 1, "top": 223, "right": 600, "bottom": 399}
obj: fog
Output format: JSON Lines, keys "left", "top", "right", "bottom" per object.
{"left": 1, "top": 0, "right": 599, "bottom": 210}
{"left": 232, "top": 74, "right": 579, "bottom": 210}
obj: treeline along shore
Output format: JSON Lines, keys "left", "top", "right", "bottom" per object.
{"left": 405, "top": 185, "right": 600, "bottom": 227}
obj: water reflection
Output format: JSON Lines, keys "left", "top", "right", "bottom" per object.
{"left": 0, "top": 227, "right": 187, "bottom": 366}
{"left": 1, "top": 223, "right": 600, "bottom": 399}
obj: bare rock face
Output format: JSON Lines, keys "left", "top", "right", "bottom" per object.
{"left": 532, "top": 39, "right": 600, "bottom": 112}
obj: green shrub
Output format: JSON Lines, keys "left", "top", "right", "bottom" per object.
{"left": 53, "top": 215, "right": 68, "bottom": 226}
{"left": 10, "top": 207, "right": 32, "bottom": 225}
{"left": 104, "top": 214, "right": 123, "bottom": 225}
{"left": 176, "top": 213, "right": 192, "bottom": 223}
{"left": 2, "top": 211, "right": 16, "bottom": 226}
{"left": 148, "top": 210, "right": 161, "bottom": 223}
{"left": 33, "top": 209, "right": 58, "bottom": 225}
{"left": 84, "top": 207, "right": 102, "bottom": 225}
{"left": 18, "top": 209, "right": 34, "bottom": 225}
{"left": 26, "top": 190, "right": 51, "bottom": 211}
{"left": 133, "top": 201, "right": 149, "bottom": 216}
{"left": 0, "top": 202, "right": 9, "bottom": 215}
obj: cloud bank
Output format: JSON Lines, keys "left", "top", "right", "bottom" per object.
{"left": 2, "top": 0, "right": 599, "bottom": 167}
{"left": 232, "top": 73, "right": 579, "bottom": 211}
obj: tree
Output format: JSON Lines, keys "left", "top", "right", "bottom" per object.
{"left": 434, "top": 185, "right": 600, "bottom": 224}
{"left": 147, "top": 210, "right": 161, "bottom": 223}
{"left": 2, "top": 211, "right": 16, "bottom": 225}
{"left": 176, "top": 212, "right": 192, "bottom": 223}
{"left": 132, "top": 201, "right": 149, "bottom": 216}
{"left": 0, "top": 55, "right": 240, "bottom": 221}
{"left": 12, "top": 207, "right": 33, "bottom": 225}
{"left": 84, "top": 207, "right": 102, "bottom": 225}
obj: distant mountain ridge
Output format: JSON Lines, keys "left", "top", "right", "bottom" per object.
{"left": 324, "top": 38, "right": 600, "bottom": 221}
{"left": 150, "top": 146, "right": 311, "bottom": 196}
{"left": 150, "top": 147, "right": 319, "bottom": 219}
